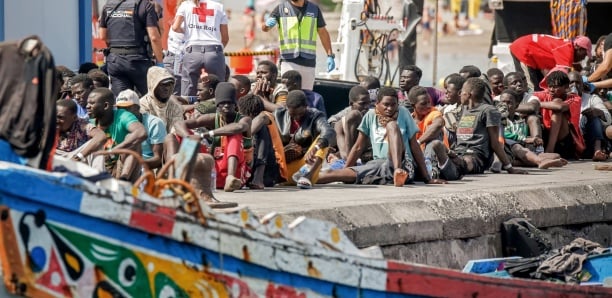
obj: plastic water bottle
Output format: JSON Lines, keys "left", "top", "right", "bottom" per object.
{"left": 210, "top": 168, "right": 217, "bottom": 193}
{"left": 292, "top": 164, "right": 311, "bottom": 182}
{"left": 425, "top": 157, "right": 433, "bottom": 178}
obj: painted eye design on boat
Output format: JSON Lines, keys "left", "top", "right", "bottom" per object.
{"left": 118, "top": 258, "right": 137, "bottom": 287}
{"left": 159, "top": 284, "right": 177, "bottom": 298}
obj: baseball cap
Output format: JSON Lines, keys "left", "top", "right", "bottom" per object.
{"left": 214, "top": 82, "right": 237, "bottom": 106}
{"left": 116, "top": 89, "right": 140, "bottom": 107}
{"left": 573, "top": 36, "right": 592, "bottom": 58}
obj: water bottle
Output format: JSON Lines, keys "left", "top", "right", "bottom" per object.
{"left": 425, "top": 157, "right": 433, "bottom": 178}
{"left": 210, "top": 167, "right": 217, "bottom": 193}
{"left": 292, "top": 164, "right": 311, "bottom": 182}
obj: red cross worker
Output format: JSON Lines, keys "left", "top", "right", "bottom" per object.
{"left": 172, "top": 0, "right": 229, "bottom": 96}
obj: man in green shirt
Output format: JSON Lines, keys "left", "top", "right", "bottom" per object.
{"left": 87, "top": 88, "right": 147, "bottom": 182}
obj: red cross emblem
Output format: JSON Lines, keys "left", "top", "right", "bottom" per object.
{"left": 193, "top": 2, "right": 215, "bottom": 23}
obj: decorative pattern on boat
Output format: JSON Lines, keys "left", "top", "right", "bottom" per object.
{"left": 0, "top": 162, "right": 611, "bottom": 297}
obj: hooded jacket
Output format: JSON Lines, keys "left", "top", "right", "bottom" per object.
{"left": 274, "top": 107, "right": 335, "bottom": 148}
{"left": 139, "top": 66, "right": 184, "bottom": 132}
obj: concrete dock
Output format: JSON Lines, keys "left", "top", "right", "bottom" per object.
{"left": 216, "top": 162, "right": 612, "bottom": 269}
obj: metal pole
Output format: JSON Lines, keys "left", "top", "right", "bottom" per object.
{"left": 432, "top": 0, "right": 439, "bottom": 86}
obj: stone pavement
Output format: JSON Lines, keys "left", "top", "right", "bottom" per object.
{"left": 215, "top": 162, "right": 612, "bottom": 268}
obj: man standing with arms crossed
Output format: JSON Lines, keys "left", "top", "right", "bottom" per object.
{"left": 99, "top": 0, "right": 164, "bottom": 96}
{"left": 262, "top": 0, "right": 335, "bottom": 91}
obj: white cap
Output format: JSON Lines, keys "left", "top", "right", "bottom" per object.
{"left": 116, "top": 89, "right": 140, "bottom": 107}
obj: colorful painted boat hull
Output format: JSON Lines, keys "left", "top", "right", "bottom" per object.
{"left": 0, "top": 162, "right": 611, "bottom": 297}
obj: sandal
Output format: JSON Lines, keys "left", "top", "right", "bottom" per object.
{"left": 248, "top": 183, "right": 264, "bottom": 190}
{"left": 202, "top": 196, "right": 238, "bottom": 209}
{"left": 593, "top": 150, "right": 608, "bottom": 162}
{"left": 297, "top": 176, "right": 312, "bottom": 189}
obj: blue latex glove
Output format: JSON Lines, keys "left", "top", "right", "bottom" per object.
{"left": 327, "top": 56, "right": 335, "bottom": 72}
{"left": 582, "top": 75, "right": 596, "bottom": 93}
{"left": 156, "top": 62, "right": 164, "bottom": 68}
{"left": 265, "top": 18, "right": 277, "bottom": 28}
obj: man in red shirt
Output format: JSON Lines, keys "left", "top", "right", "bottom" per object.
{"left": 510, "top": 34, "right": 591, "bottom": 91}
{"left": 532, "top": 71, "right": 585, "bottom": 159}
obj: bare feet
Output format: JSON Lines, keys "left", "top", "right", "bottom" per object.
{"left": 592, "top": 150, "right": 608, "bottom": 162}
{"left": 393, "top": 168, "right": 408, "bottom": 187}
{"left": 537, "top": 158, "right": 567, "bottom": 169}
{"left": 224, "top": 175, "right": 242, "bottom": 192}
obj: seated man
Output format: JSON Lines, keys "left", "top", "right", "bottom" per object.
{"left": 69, "top": 74, "right": 95, "bottom": 120}
{"left": 440, "top": 73, "right": 466, "bottom": 148}
{"left": 328, "top": 86, "right": 372, "bottom": 165}
{"left": 87, "top": 88, "right": 147, "bottom": 182}
{"left": 171, "top": 83, "right": 252, "bottom": 192}
{"left": 398, "top": 65, "right": 446, "bottom": 110}
{"left": 568, "top": 71, "right": 612, "bottom": 161}
{"left": 282, "top": 70, "right": 326, "bottom": 116}
{"left": 190, "top": 74, "right": 220, "bottom": 118}
{"left": 139, "top": 66, "right": 185, "bottom": 133}
{"left": 238, "top": 94, "right": 285, "bottom": 188}
{"left": 427, "top": 78, "right": 527, "bottom": 180}
{"left": 55, "top": 99, "right": 106, "bottom": 162}
{"left": 317, "top": 87, "right": 445, "bottom": 186}
{"left": 499, "top": 90, "right": 566, "bottom": 168}
{"left": 487, "top": 68, "right": 505, "bottom": 98}
{"left": 409, "top": 86, "right": 446, "bottom": 150}
{"left": 262, "top": 90, "right": 335, "bottom": 189}
{"left": 116, "top": 90, "right": 168, "bottom": 170}
{"left": 229, "top": 75, "right": 251, "bottom": 100}
{"left": 533, "top": 71, "right": 585, "bottom": 159}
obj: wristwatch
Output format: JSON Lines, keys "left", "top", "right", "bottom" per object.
{"left": 327, "top": 53, "right": 335, "bottom": 59}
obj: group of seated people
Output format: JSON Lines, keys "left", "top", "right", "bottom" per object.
{"left": 55, "top": 58, "right": 612, "bottom": 207}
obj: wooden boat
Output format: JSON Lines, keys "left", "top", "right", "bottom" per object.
{"left": 1, "top": 158, "right": 612, "bottom": 297}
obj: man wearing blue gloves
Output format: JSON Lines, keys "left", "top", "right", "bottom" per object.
{"left": 262, "top": 0, "right": 335, "bottom": 91}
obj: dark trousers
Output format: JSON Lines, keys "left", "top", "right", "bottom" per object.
{"left": 582, "top": 116, "right": 606, "bottom": 158}
{"left": 252, "top": 125, "right": 280, "bottom": 187}
{"left": 106, "top": 53, "right": 152, "bottom": 96}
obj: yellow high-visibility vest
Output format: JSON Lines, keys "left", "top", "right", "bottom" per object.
{"left": 278, "top": 1, "right": 318, "bottom": 60}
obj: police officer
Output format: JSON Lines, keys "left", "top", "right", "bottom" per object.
{"left": 99, "top": 0, "right": 164, "bottom": 96}
{"left": 262, "top": 0, "right": 335, "bottom": 91}
{"left": 172, "top": 0, "right": 229, "bottom": 96}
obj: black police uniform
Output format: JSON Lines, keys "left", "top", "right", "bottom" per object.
{"left": 100, "top": 0, "right": 159, "bottom": 96}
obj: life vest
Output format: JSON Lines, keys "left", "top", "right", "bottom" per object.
{"left": 278, "top": 1, "right": 318, "bottom": 60}
{"left": 105, "top": 0, "right": 147, "bottom": 50}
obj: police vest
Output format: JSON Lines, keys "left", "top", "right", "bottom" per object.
{"left": 278, "top": 1, "right": 318, "bottom": 60}
{"left": 105, "top": 0, "right": 147, "bottom": 50}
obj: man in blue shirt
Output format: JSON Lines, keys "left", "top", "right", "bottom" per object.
{"left": 317, "top": 87, "right": 445, "bottom": 186}
{"left": 115, "top": 89, "right": 167, "bottom": 170}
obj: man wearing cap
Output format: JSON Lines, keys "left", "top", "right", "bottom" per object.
{"left": 172, "top": 82, "right": 253, "bottom": 192}
{"left": 139, "top": 66, "right": 185, "bottom": 133}
{"left": 509, "top": 34, "right": 592, "bottom": 91}
{"left": 116, "top": 89, "right": 167, "bottom": 170}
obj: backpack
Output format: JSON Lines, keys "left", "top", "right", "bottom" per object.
{"left": 0, "top": 36, "right": 57, "bottom": 169}
{"left": 501, "top": 218, "right": 552, "bottom": 258}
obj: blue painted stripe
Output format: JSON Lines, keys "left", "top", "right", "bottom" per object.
{"left": 0, "top": 0, "right": 4, "bottom": 41}
{"left": 78, "top": 0, "right": 92, "bottom": 63}
{"left": 0, "top": 169, "right": 84, "bottom": 212}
